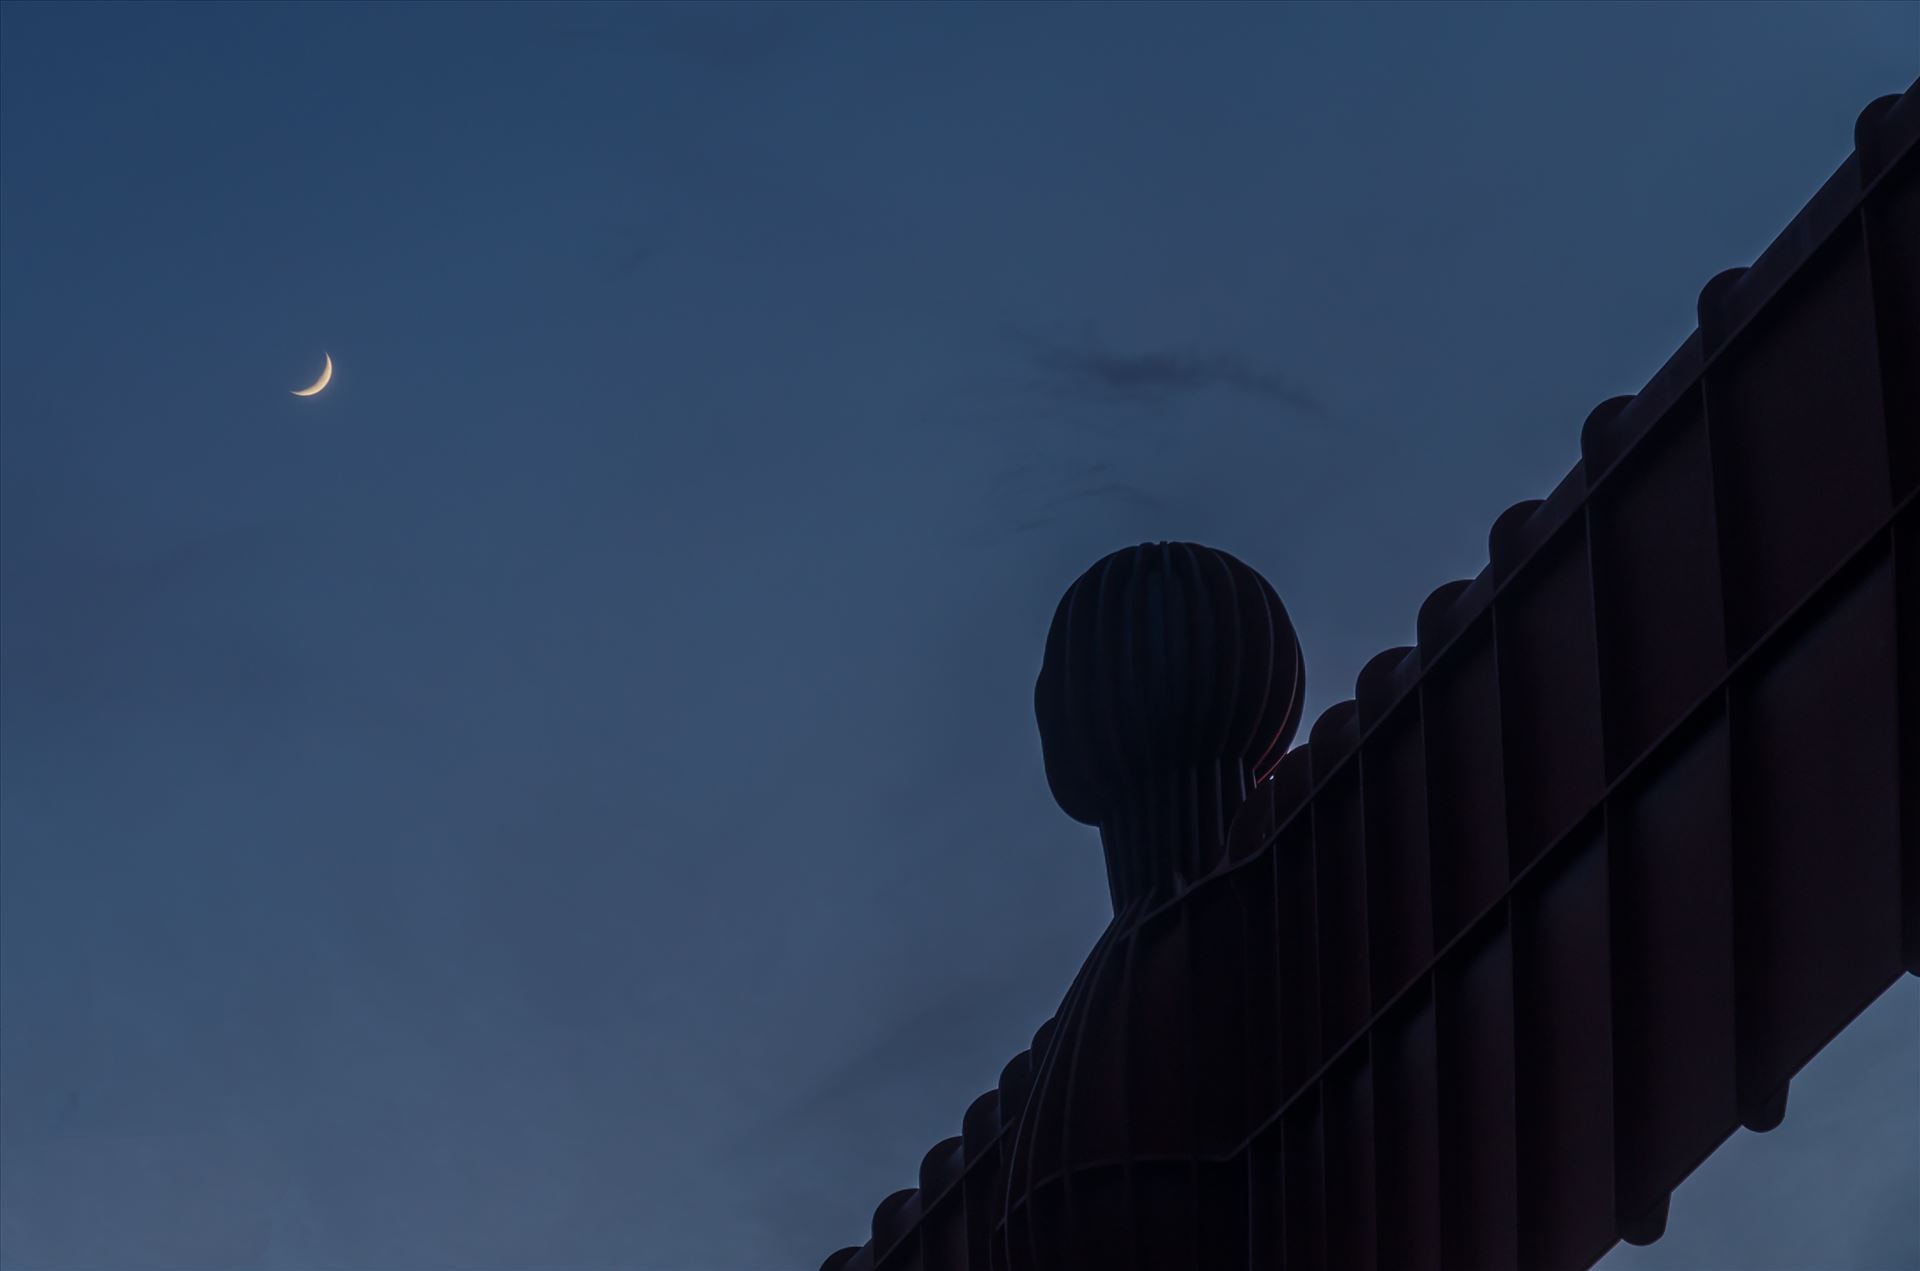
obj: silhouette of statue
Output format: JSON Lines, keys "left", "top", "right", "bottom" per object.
{"left": 821, "top": 84, "right": 1918, "bottom": 1270}
{"left": 1001, "top": 542, "right": 1303, "bottom": 1269}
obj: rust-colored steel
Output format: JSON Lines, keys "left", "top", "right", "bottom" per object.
{"left": 822, "top": 81, "right": 1918, "bottom": 1271}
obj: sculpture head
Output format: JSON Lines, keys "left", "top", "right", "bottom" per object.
{"left": 1034, "top": 542, "right": 1304, "bottom": 898}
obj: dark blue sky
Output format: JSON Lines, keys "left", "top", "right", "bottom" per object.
{"left": 1, "top": 4, "right": 1914, "bottom": 1268}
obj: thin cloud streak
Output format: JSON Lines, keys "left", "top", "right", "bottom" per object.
{"left": 1031, "top": 344, "right": 1332, "bottom": 420}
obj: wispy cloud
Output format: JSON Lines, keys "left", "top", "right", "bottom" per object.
{"left": 955, "top": 459, "right": 1168, "bottom": 549}
{"left": 1031, "top": 344, "right": 1331, "bottom": 419}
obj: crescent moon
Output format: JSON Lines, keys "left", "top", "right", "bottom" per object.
{"left": 291, "top": 353, "right": 333, "bottom": 397}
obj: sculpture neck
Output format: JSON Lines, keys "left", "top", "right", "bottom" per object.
{"left": 1098, "top": 760, "right": 1255, "bottom": 913}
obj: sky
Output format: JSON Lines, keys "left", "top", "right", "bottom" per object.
{"left": 0, "top": 3, "right": 1915, "bottom": 1269}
